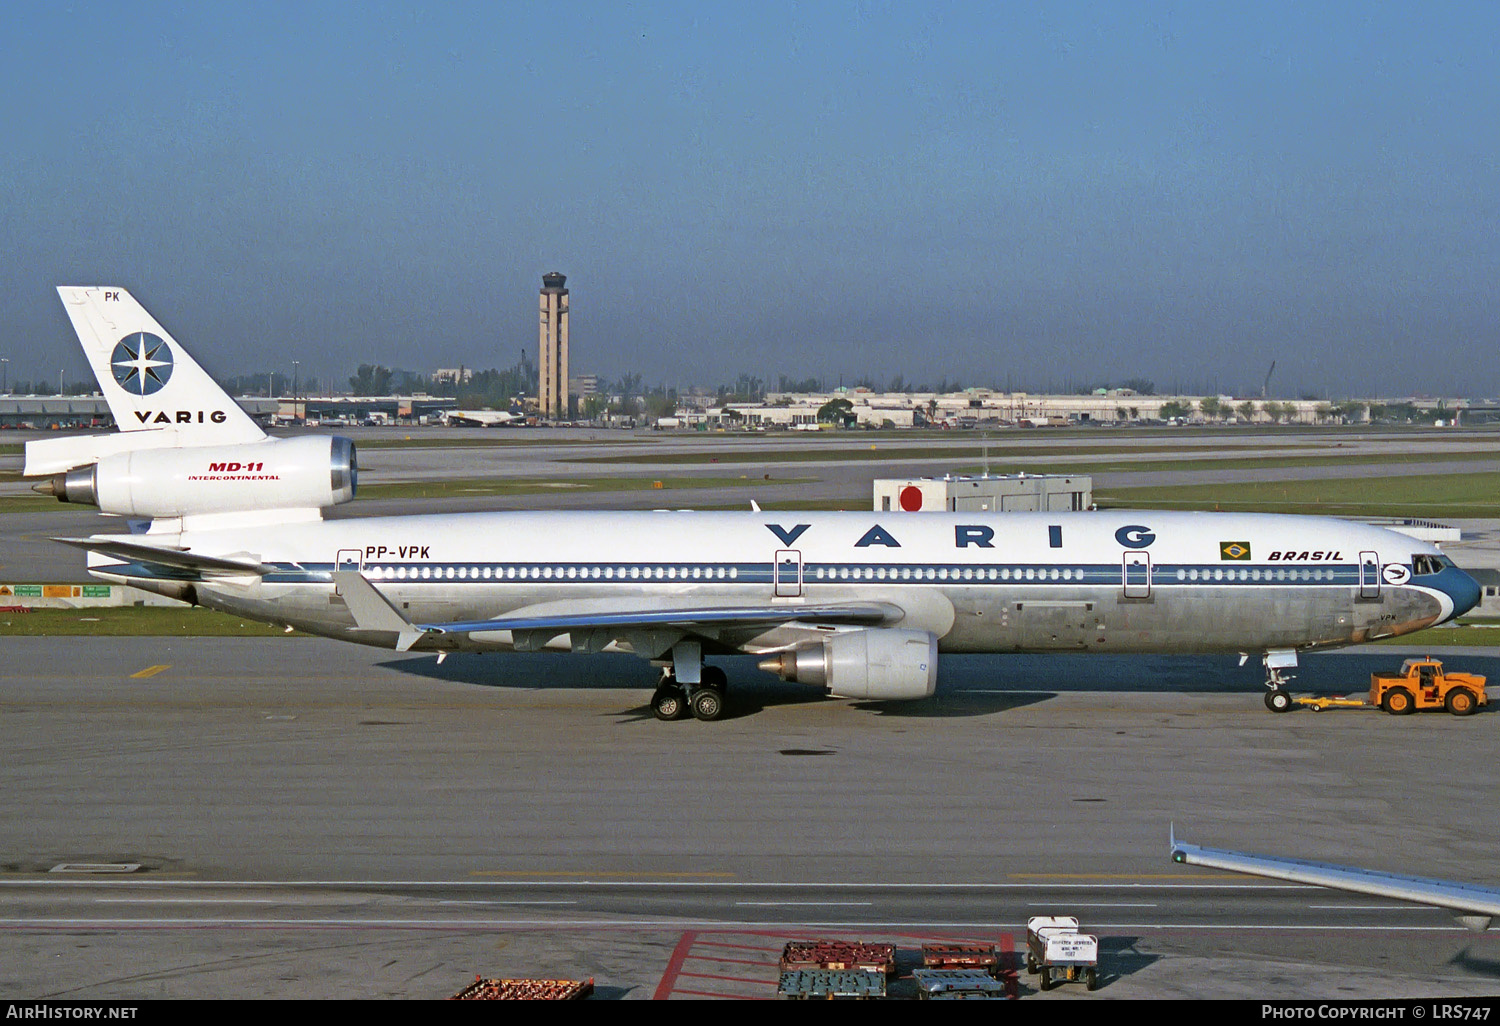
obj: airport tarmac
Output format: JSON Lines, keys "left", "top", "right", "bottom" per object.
{"left": 4, "top": 636, "right": 1500, "bottom": 999}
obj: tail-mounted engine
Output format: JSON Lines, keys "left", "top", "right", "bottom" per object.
{"left": 35, "top": 435, "right": 357, "bottom": 518}
{"left": 759, "top": 628, "right": 939, "bottom": 701}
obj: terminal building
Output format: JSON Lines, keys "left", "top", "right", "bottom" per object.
{"left": 0, "top": 394, "right": 448, "bottom": 430}
{"left": 0, "top": 395, "right": 279, "bottom": 430}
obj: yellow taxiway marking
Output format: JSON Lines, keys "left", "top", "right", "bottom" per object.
{"left": 471, "top": 870, "right": 735, "bottom": 879}
{"left": 128, "top": 665, "right": 172, "bottom": 679}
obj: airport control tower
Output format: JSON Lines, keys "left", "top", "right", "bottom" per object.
{"left": 538, "top": 272, "right": 569, "bottom": 419}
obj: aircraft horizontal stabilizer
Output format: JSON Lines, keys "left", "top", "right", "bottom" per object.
{"left": 1170, "top": 833, "right": 1500, "bottom": 930}
{"left": 55, "top": 537, "right": 273, "bottom": 576}
{"left": 331, "top": 571, "right": 428, "bottom": 652}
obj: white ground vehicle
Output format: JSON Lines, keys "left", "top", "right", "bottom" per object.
{"left": 1025, "top": 916, "right": 1099, "bottom": 991}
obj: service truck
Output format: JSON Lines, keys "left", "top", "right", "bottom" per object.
{"left": 1026, "top": 916, "right": 1099, "bottom": 991}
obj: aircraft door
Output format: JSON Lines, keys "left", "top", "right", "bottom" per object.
{"left": 774, "top": 549, "right": 803, "bottom": 597}
{"left": 1358, "top": 550, "right": 1380, "bottom": 600}
{"left": 1122, "top": 552, "right": 1151, "bottom": 599}
{"left": 336, "top": 548, "right": 363, "bottom": 572}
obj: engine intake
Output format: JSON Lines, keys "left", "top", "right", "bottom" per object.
{"left": 759, "top": 628, "right": 938, "bottom": 701}
{"left": 35, "top": 435, "right": 357, "bottom": 517}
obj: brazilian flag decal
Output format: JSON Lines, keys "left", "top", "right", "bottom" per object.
{"left": 1220, "top": 541, "right": 1251, "bottom": 561}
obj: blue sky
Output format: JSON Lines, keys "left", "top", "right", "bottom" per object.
{"left": 1, "top": 1, "right": 1496, "bottom": 396}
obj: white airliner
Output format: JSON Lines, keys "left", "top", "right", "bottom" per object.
{"left": 442, "top": 409, "right": 519, "bottom": 427}
{"left": 27, "top": 287, "right": 1482, "bottom": 721}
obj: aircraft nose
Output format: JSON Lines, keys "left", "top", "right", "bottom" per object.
{"left": 1434, "top": 565, "right": 1483, "bottom": 622}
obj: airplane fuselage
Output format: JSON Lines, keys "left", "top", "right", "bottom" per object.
{"left": 93, "top": 509, "right": 1475, "bottom": 658}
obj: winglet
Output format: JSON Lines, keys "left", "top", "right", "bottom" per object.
{"left": 332, "top": 570, "right": 426, "bottom": 652}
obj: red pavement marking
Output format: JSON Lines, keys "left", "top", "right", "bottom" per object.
{"left": 678, "top": 970, "right": 777, "bottom": 987}
{"left": 693, "top": 939, "right": 785, "bottom": 953}
{"left": 673, "top": 988, "right": 773, "bottom": 1000}
{"left": 659, "top": 928, "right": 1030, "bottom": 1000}
{"left": 996, "top": 931, "right": 1021, "bottom": 999}
{"left": 653, "top": 929, "right": 698, "bottom": 1000}
{"left": 687, "top": 954, "right": 780, "bottom": 969}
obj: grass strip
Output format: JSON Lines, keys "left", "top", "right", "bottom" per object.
{"left": 355, "top": 435, "right": 639, "bottom": 448}
{"left": 953, "top": 450, "right": 1500, "bottom": 478}
{"left": 0, "top": 496, "right": 75, "bottom": 513}
{"left": 0, "top": 606, "right": 298, "bottom": 637}
{"left": 1371, "top": 625, "right": 1500, "bottom": 647}
{"left": 1096, "top": 471, "right": 1500, "bottom": 518}
{"left": 573, "top": 442, "right": 1328, "bottom": 465}
{"left": 356, "top": 474, "right": 811, "bottom": 501}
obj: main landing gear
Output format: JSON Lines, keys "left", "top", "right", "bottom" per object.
{"left": 1260, "top": 649, "right": 1299, "bottom": 714}
{"left": 652, "top": 664, "right": 729, "bottom": 722}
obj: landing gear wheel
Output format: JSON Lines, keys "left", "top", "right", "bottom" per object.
{"left": 652, "top": 684, "right": 689, "bottom": 721}
{"left": 1446, "top": 687, "right": 1477, "bottom": 717}
{"left": 690, "top": 686, "right": 726, "bottom": 722}
{"left": 1265, "top": 688, "right": 1293, "bottom": 713}
{"left": 1383, "top": 687, "right": 1415, "bottom": 716}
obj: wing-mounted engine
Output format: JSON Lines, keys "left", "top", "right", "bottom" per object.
{"left": 759, "top": 628, "right": 939, "bottom": 701}
{"left": 35, "top": 435, "right": 356, "bottom": 518}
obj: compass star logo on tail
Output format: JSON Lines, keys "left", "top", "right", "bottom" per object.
{"left": 111, "top": 332, "right": 174, "bottom": 395}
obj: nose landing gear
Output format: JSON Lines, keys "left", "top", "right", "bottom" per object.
{"left": 1264, "top": 688, "right": 1294, "bottom": 713}
{"left": 1259, "top": 649, "right": 1299, "bottom": 714}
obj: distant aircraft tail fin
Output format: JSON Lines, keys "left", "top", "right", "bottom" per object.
{"left": 56, "top": 286, "right": 264, "bottom": 445}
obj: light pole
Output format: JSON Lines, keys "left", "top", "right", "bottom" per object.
{"left": 1, "top": 357, "right": 8, "bottom": 394}
{"left": 292, "top": 360, "right": 301, "bottom": 423}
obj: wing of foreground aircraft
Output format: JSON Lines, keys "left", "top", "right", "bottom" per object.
{"left": 1170, "top": 829, "right": 1500, "bottom": 931}
{"left": 332, "top": 569, "right": 901, "bottom": 650}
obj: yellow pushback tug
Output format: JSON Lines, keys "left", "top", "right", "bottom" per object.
{"left": 1294, "top": 658, "right": 1487, "bottom": 716}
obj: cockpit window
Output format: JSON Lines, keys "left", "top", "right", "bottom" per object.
{"left": 1413, "top": 555, "right": 1444, "bottom": 576}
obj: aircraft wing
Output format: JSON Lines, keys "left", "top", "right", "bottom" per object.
{"left": 55, "top": 537, "right": 274, "bottom": 577}
{"left": 419, "top": 603, "right": 898, "bottom": 634}
{"left": 1170, "top": 829, "right": 1500, "bottom": 931}
{"left": 331, "top": 570, "right": 898, "bottom": 653}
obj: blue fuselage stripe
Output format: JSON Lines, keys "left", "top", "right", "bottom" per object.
{"left": 238, "top": 560, "right": 1409, "bottom": 588}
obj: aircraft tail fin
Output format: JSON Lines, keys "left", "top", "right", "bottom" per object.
{"left": 56, "top": 286, "right": 264, "bottom": 445}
